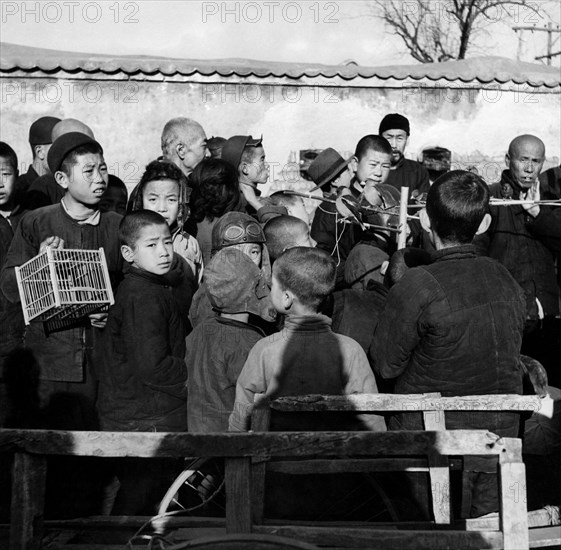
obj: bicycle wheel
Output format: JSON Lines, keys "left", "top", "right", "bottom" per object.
{"left": 154, "top": 457, "right": 225, "bottom": 532}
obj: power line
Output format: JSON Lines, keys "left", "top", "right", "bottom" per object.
{"left": 512, "top": 22, "right": 561, "bottom": 65}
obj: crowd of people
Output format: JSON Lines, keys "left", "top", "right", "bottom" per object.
{"left": 0, "top": 112, "right": 560, "bottom": 521}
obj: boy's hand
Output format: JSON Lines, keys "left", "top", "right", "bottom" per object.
{"left": 522, "top": 181, "right": 540, "bottom": 218}
{"left": 89, "top": 312, "right": 108, "bottom": 329}
{"left": 39, "top": 236, "right": 65, "bottom": 253}
{"left": 240, "top": 182, "right": 263, "bottom": 211}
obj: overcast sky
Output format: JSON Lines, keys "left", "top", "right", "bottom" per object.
{"left": 1, "top": 1, "right": 559, "bottom": 66}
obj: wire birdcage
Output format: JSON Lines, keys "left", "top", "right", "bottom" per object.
{"left": 15, "top": 247, "right": 114, "bottom": 333}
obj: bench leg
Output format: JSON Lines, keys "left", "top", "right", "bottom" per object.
{"left": 500, "top": 460, "right": 529, "bottom": 550}
{"left": 225, "top": 457, "right": 252, "bottom": 533}
{"left": 499, "top": 439, "right": 529, "bottom": 550}
{"left": 10, "top": 453, "right": 46, "bottom": 550}
{"left": 251, "top": 460, "right": 267, "bottom": 524}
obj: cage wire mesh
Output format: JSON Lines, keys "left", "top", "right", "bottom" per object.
{"left": 15, "top": 247, "right": 114, "bottom": 334}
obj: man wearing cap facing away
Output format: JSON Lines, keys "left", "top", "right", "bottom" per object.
{"left": 308, "top": 147, "right": 357, "bottom": 287}
{"left": 222, "top": 135, "right": 269, "bottom": 215}
{"left": 379, "top": 113, "right": 430, "bottom": 199}
{"left": 0, "top": 131, "right": 123, "bottom": 428}
{"left": 16, "top": 116, "right": 61, "bottom": 199}
{"left": 23, "top": 119, "right": 128, "bottom": 215}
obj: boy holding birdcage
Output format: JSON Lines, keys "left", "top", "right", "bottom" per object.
{"left": 0, "top": 132, "right": 123, "bottom": 429}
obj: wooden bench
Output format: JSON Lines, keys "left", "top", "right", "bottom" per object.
{"left": 0, "top": 422, "right": 535, "bottom": 550}
{"left": 248, "top": 392, "right": 557, "bottom": 548}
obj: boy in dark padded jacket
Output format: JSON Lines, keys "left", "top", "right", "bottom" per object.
{"left": 372, "top": 170, "right": 527, "bottom": 518}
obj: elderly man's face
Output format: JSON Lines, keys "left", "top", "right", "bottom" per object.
{"left": 183, "top": 129, "right": 209, "bottom": 172}
{"left": 506, "top": 137, "right": 545, "bottom": 189}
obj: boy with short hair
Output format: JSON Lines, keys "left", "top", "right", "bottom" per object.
{"left": 310, "top": 138, "right": 393, "bottom": 285}
{"left": 351, "top": 135, "right": 393, "bottom": 190}
{"left": 264, "top": 215, "right": 315, "bottom": 262}
{"left": 372, "top": 170, "right": 527, "bottom": 518}
{"left": 0, "top": 132, "right": 123, "bottom": 425}
{"left": 97, "top": 210, "right": 187, "bottom": 432}
{"left": 229, "top": 246, "right": 385, "bottom": 432}
{"left": 266, "top": 191, "right": 310, "bottom": 226}
{"left": 0, "top": 142, "right": 26, "bottom": 426}
{"left": 184, "top": 246, "right": 267, "bottom": 432}
{"left": 96, "top": 210, "right": 188, "bottom": 515}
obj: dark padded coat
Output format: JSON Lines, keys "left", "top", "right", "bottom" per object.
{"left": 96, "top": 267, "right": 187, "bottom": 432}
{"left": 372, "top": 245, "right": 526, "bottom": 434}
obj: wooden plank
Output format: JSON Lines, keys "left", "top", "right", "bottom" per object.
{"left": 42, "top": 515, "right": 227, "bottom": 529}
{"left": 225, "top": 457, "right": 252, "bottom": 534}
{"left": 0, "top": 429, "right": 508, "bottom": 458}
{"left": 462, "top": 506, "right": 560, "bottom": 530}
{"left": 271, "top": 394, "right": 543, "bottom": 414}
{"left": 267, "top": 458, "right": 431, "bottom": 474}
{"left": 529, "top": 526, "right": 561, "bottom": 548}
{"left": 254, "top": 525, "right": 503, "bottom": 549}
{"left": 35, "top": 507, "right": 560, "bottom": 535}
{"left": 9, "top": 452, "right": 46, "bottom": 550}
{"left": 499, "top": 439, "right": 529, "bottom": 550}
{"left": 422, "top": 404, "right": 451, "bottom": 524}
{"left": 250, "top": 406, "right": 270, "bottom": 525}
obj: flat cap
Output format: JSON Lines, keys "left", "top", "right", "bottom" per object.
{"left": 47, "top": 132, "right": 102, "bottom": 174}
{"left": 221, "top": 135, "right": 262, "bottom": 171}
{"left": 29, "top": 116, "right": 61, "bottom": 145}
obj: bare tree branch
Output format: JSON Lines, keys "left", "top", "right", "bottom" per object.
{"left": 368, "top": 0, "right": 547, "bottom": 63}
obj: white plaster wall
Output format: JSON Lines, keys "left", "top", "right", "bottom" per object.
{"left": 1, "top": 77, "right": 559, "bottom": 195}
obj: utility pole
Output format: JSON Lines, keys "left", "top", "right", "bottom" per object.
{"left": 513, "top": 23, "right": 561, "bottom": 65}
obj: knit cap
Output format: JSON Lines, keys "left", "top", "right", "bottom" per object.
{"left": 379, "top": 113, "right": 410, "bottom": 136}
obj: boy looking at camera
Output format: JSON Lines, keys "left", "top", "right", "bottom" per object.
{"left": 96, "top": 210, "right": 187, "bottom": 433}
{"left": 95, "top": 210, "right": 187, "bottom": 514}
{"left": 310, "top": 137, "right": 393, "bottom": 285}
{"left": 0, "top": 132, "right": 123, "bottom": 427}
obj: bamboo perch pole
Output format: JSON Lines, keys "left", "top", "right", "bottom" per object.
{"left": 282, "top": 189, "right": 393, "bottom": 215}
{"left": 408, "top": 199, "right": 561, "bottom": 209}
{"left": 490, "top": 199, "right": 561, "bottom": 206}
{"left": 398, "top": 187, "right": 409, "bottom": 250}
{"left": 339, "top": 219, "right": 401, "bottom": 233}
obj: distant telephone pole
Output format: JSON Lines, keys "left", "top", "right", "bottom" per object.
{"left": 513, "top": 22, "right": 561, "bottom": 65}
